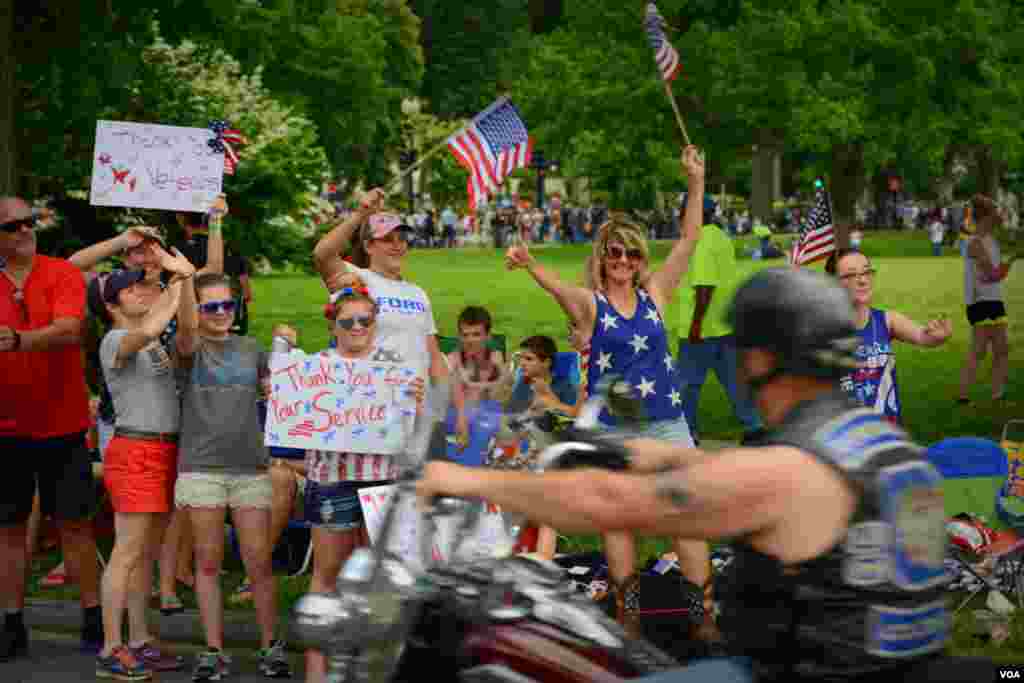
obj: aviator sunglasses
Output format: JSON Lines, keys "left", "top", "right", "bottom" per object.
{"left": 605, "top": 244, "right": 644, "bottom": 261}
{"left": 336, "top": 314, "right": 376, "bottom": 330}
{"left": 198, "top": 299, "right": 237, "bottom": 315}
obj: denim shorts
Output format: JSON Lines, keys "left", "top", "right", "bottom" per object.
{"left": 598, "top": 417, "right": 695, "bottom": 448}
{"left": 304, "top": 479, "right": 392, "bottom": 532}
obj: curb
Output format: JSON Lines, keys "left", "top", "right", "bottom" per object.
{"left": 25, "top": 599, "right": 269, "bottom": 649}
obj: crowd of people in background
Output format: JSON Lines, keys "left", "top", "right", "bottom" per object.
{"left": 0, "top": 153, "right": 1017, "bottom": 682}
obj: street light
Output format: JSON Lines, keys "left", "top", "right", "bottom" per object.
{"left": 530, "top": 149, "right": 560, "bottom": 209}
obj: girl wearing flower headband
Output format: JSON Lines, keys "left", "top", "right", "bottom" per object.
{"left": 303, "top": 283, "right": 425, "bottom": 683}
{"left": 312, "top": 188, "right": 448, "bottom": 392}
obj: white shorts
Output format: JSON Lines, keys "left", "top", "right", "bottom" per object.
{"left": 175, "top": 472, "right": 273, "bottom": 510}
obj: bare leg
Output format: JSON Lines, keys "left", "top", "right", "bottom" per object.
{"left": 59, "top": 518, "right": 101, "bottom": 609}
{"left": 673, "top": 538, "right": 710, "bottom": 588}
{"left": 189, "top": 507, "right": 228, "bottom": 650}
{"left": 536, "top": 525, "right": 558, "bottom": 559}
{"left": 305, "top": 527, "right": 359, "bottom": 683}
{"left": 231, "top": 507, "right": 276, "bottom": 649}
{"left": 604, "top": 531, "right": 635, "bottom": 584}
{"left": 176, "top": 516, "right": 194, "bottom": 586}
{"left": 25, "top": 492, "right": 41, "bottom": 566}
{"left": 101, "top": 513, "right": 156, "bottom": 655}
{"left": 158, "top": 509, "right": 186, "bottom": 601}
{"left": 959, "top": 326, "right": 990, "bottom": 399}
{"left": 127, "top": 513, "right": 169, "bottom": 647}
{"left": 238, "top": 467, "right": 296, "bottom": 590}
{"left": 991, "top": 325, "right": 1010, "bottom": 399}
{"left": 0, "top": 523, "right": 28, "bottom": 610}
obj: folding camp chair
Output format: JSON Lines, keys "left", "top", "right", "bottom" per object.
{"left": 925, "top": 436, "right": 1024, "bottom": 613}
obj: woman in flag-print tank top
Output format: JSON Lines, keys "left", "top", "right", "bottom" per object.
{"left": 826, "top": 248, "right": 953, "bottom": 424}
{"left": 503, "top": 145, "right": 721, "bottom": 641}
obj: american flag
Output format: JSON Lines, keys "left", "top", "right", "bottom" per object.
{"left": 645, "top": 3, "right": 682, "bottom": 83}
{"left": 790, "top": 182, "right": 836, "bottom": 266}
{"left": 447, "top": 98, "right": 533, "bottom": 209}
{"left": 208, "top": 120, "right": 247, "bottom": 175}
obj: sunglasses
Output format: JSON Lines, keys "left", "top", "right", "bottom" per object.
{"left": 0, "top": 217, "right": 36, "bottom": 233}
{"left": 838, "top": 268, "right": 876, "bottom": 282}
{"left": 336, "top": 314, "right": 376, "bottom": 330}
{"left": 198, "top": 299, "right": 237, "bottom": 315}
{"left": 605, "top": 245, "right": 643, "bottom": 261}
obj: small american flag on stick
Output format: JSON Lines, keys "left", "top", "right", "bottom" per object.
{"left": 208, "top": 120, "right": 248, "bottom": 175}
{"left": 645, "top": 3, "right": 682, "bottom": 83}
{"left": 447, "top": 97, "right": 533, "bottom": 210}
{"left": 790, "top": 181, "right": 837, "bottom": 266}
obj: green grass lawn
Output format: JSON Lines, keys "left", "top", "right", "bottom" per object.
{"left": 30, "top": 230, "right": 1024, "bottom": 660}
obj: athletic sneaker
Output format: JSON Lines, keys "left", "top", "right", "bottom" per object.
{"left": 258, "top": 640, "right": 292, "bottom": 678}
{"left": 130, "top": 641, "right": 185, "bottom": 671}
{"left": 192, "top": 649, "right": 232, "bottom": 681}
{"left": 96, "top": 645, "right": 152, "bottom": 681}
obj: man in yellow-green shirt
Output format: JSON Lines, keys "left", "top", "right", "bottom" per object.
{"left": 676, "top": 200, "right": 764, "bottom": 445}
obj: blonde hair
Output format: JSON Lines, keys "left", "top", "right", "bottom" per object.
{"left": 586, "top": 216, "right": 650, "bottom": 291}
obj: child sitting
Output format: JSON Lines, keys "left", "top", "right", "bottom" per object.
{"left": 448, "top": 306, "right": 509, "bottom": 465}
{"left": 492, "top": 335, "right": 578, "bottom": 559}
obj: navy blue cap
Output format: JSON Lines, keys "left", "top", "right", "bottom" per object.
{"left": 102, "top": 269, "right": 147, "bottom": 304}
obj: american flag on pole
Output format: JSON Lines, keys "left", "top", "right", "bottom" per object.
{"left": 447, "top": 97, "right": 533, "bottom": 209}
{"left": 208, "top": 120, "right": 248, "bottom": 175}
{"left": 790, "top": 182, "right": 836, "bottom": 266}
{"left": 645, "top": 3, "right": 682, "bottom": 83}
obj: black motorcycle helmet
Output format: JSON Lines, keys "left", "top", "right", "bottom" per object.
{"left": 725, "top": 267, "right": 860, "bottom": 388}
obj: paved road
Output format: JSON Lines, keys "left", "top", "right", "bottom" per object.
{"left": 4, "top": 630, "right": 305, "bottom": 683}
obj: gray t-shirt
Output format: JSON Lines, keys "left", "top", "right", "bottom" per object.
{"left": 100, "top": 329, "right": 181, "bottom": 434}
{"left": 177, "top": 335, "right": 269, "bottom": 474}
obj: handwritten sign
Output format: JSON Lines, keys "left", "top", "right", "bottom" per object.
{"left": 89, "top": 120, "right": 224, "bottom": 212}
{"left": 265, "top": 352, "right": 418, "bottom": 454}
{"left": 359, "top": 484, "right": 517, "bottom": 574}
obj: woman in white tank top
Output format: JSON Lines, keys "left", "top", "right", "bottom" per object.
{"left": 958, "top": 194, "right": 1013, "bottom": 403}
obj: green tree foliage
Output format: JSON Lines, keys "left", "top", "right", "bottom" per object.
{"left": 411, "top": 0, "right": 531, "bottom": 119}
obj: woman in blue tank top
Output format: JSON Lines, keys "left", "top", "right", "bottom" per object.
{"left": 505, "top": 146, "right": 719, "bottom": 641}
{"left": 825, "top": 248, "right": 953, "bottom": 423}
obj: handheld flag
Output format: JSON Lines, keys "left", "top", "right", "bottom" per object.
{"left": 447, "top": 98, "right": 533, "bottom": 210}
{"left": 645, "top": 3, "right": 682, "bottom": 83}
{"left": 790, "top": 181, "right": 836, "bottom": 266}
{"left": 208, "top": 120, "right": 248, "bottom": 176}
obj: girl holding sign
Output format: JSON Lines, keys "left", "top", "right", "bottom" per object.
{"left": 303, "top": 282, "right": 425, "bottom": 683}
{"left": 173, "top": 273, "right": 291, "bottom": 681}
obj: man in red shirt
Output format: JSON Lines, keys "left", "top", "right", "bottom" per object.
{"left": 0, "top": 197, "right": 102, "bottom": 660}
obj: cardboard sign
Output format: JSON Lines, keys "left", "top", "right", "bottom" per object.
{"left": 265, "top": 352, "right": 418, "bottom": 453}
{"left": 359, "top": 484, "right": 517, "bottom": 574}
{"left": 89, "top": 120, "right": 224, "bottom": 212}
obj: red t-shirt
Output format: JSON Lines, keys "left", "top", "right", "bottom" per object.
{"left": 0, "top": 255, "right": 90, "bottom": 438}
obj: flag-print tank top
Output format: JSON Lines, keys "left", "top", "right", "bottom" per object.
{"left": 840, "top": 308, "right": 901, "bottom": 423}
{"left": 586, "top": 288, "right": 685, "bottom": 426}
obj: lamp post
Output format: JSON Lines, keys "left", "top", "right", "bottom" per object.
{"left": 400, "top": 150, "right": 417, "bottom": 209}
{"left": 530, "top": 149, "right": 560, "bottom": 209}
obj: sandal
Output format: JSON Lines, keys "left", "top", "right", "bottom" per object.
{"left": 160, "top": 595, "right": 185, "bottom": 616}
{"left": 611, "top": 573, "right": 642, "bottom": 639}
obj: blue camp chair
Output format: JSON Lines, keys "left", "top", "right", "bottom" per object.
{"left": 924, "top": 436, "right": 1024, "bottom": 612}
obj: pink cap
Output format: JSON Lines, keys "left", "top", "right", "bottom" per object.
{"left": 368, "top": 213, "right": 411, "bottom": 239}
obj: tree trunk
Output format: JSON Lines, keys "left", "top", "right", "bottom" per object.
{"left": 976, "top": 145, "right": 1002, "bottom": 198}
{"left": 0, "top": 0, "right": 15, "bottom": 195}
{"left": 750, "top": 129, "right": 780, "bottom": 227}
{"left": 829, "top": 142, "right": 865, "bottom": 249}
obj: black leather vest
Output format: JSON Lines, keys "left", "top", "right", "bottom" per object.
{"left": 716, "top": 391, "right": 950, "bottom": 681}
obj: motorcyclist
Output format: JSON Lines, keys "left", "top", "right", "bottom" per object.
{"left": 417, "top": 266, "right": 996, "bottom": 682}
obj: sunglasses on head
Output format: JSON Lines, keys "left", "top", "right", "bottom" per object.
{"left": 198, "top": 299, "right": 237, "bottom": 315}
{"left": 0, "top": 217, "right": 36, "bottom": 233}
{"left": 605, "top": 244, "right": 643, "bottom": 261}
{"left": 336, "top": 314, "right": 376, "bottom": 330}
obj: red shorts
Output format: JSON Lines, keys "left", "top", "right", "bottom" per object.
{"left": 103, "top": 436, "right": 178, "bottom": 513}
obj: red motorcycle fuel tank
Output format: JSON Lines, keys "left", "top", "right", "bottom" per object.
{"left": 461, "top": 620, "right": 641, "bottom": 682}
